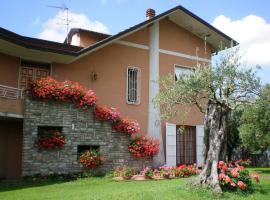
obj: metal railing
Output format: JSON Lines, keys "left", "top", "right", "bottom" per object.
{"left": 0, "top": 84, "right": 24, "bottom": 100}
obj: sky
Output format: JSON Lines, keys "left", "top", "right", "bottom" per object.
{"left": 1, "top": 0, "right": 270, "bottom": 83}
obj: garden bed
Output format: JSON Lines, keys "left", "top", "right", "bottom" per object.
{"left": 112, "top": 165, "right": 199, "bottom": 182}
{"left": 0, "top": 168, "right": 269, "bottom": 200}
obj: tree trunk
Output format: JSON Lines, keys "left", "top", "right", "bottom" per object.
{"left": 194, "top": 100, "right": 229, "bottom": 194}
{"left": 219, "top": 129, "right": 227, "bottom": 162}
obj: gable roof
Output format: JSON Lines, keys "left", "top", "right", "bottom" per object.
{"left": 74, "top": 5, "right": 238, "bottom": 60}
{"left": 0, "top": 5, "right": 238, "bottom": 63}
{"left": 0, "top": 27, "right": 82, "bottom": 55}
{"left": 64, "top": 28, "right": 111, "bottom": 44}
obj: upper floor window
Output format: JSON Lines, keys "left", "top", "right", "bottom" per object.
{"left": 19, "top": 60, "right": 51, "bottom": 90}
{"left": 174, "top": 65, "right": 194, "bottom": 81}
{"left": 126, "top": 67, "right": 141, "bottom": 104}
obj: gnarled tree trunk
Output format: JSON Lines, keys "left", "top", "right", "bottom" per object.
{"left": 194, "top": 100, "right": 229, "bottom": 194}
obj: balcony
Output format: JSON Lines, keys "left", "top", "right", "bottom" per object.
{"left": 0, "top": 84, "right": 24, "bottom": 118}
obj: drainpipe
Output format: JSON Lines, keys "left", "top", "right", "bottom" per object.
{"left": 148, "top": 21, "right": 165, "bottom": 167}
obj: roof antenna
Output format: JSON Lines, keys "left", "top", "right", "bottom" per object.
{"left": 48, "top": 4, "right": 71, "bottom": 43}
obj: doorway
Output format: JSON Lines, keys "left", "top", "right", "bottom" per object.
{"left": 0, "top": 118, "right": 23, "bottom": 179}
{"left": 176, "top": 126, "right": 196, "bottom": 165}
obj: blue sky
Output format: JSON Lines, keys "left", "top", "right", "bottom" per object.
{"left": 1, "top": 0, "right": 270, "bottom": 83}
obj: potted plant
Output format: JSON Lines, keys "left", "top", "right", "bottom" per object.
{"left": 79, "top": 149, "right": 104, "bottom": 171}
{"left": 37, "top": 129, "right": 66, "bottom": 150}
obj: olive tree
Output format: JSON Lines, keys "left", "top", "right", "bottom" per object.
{"left": 155, "top": 49, "right": 260, "bottom": 194}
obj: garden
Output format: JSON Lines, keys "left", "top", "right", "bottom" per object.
{"left": 1, "top": 50, "right": 269, "bottom": 200}
{"left": 0, "top": 167, "right": 269, "bottom": 200}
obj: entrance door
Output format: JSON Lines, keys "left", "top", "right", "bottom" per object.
{"left": 0, "top": 120, "right": 23, "bottom": 179}
{"left": 19, "top": 61, "right": 50, "bottom": 90}
{"left": 176, "top": 126, "right": 196, "bottom": 165}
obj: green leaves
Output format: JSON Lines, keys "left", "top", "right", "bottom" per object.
{"left": 239, "top": 85, "right": 270, "bottom": 152}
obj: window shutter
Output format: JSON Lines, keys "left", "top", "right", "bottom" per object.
{"left": 196, "top": 125, "right": 204, "bottom": 166}
{"left": 166, "top": 123, "right": 176, "bottom": 166}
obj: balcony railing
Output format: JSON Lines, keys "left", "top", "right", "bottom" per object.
{"left": 0, "top": 84, "right": 24, "bottom": 100}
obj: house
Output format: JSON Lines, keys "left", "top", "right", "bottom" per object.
{"left": 0, "top": 5, "right": 237, "bottom": 179}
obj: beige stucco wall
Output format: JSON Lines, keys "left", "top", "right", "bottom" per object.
{"left": 122, "top": 27, "right": 149, "bottom": 46}
{"left": 159, "top": 19, "right": 211, "bottom": 59}
{"left": 53, "top": 42, "right": 150, "bottom": 135}
{"left": 53, "top": 21, "right": 210, "bottom": 142}
{"left": 79, "top": 31, "right": 109, "bottom": 47}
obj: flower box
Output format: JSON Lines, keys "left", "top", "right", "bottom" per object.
{"left": 37, "top": 128, "right": 66, "bottom": 150}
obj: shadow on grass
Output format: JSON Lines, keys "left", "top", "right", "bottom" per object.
{"left": 0, "top": 178, "right": 72, "bottom": 193}
{"left": 255, "top": 185, "right": 270, "bottom": 195}
{"left": 253, "top": 169, "right": 270, "bottom": 174}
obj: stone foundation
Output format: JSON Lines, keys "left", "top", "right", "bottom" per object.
{"left": 22, "top": 99, "right": 152, "bottom": 176}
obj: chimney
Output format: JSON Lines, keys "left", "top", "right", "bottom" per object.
{"left": 146, "top": 8, "right": 156, "bottom": 20}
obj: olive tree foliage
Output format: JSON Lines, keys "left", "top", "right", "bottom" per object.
{"left": 155, "top": 48, "right": 261, "bottom": 194}
{"left": 239, "top": 84, "right": 270, "bottom": 152}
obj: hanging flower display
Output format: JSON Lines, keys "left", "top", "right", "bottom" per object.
{"left": 29, "top": 77, "right": 97, "bottom": 109}
{"left": 38, "top": 130, "right": 66, "bottom": 150}
{"left": 128, "top": 136, "right": 160, "bottom": 158}
{"left": 79, "top": 149, "right": 104, "bottom": 170}
{"left": 113, "top": 117, "right": 140, "bottom": 135}
{"left": 93, "top": 105, "right": 120, "bottom": 122}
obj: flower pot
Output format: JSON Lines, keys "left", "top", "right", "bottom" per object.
{"left": 131, "top": 174, "right": 146, "bottom": 181}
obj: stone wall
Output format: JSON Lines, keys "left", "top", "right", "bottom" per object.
{"left": 22, "top": 99, "right": 152, "bottom": 176}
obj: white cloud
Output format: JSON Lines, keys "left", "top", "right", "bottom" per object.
{"left": 212, "top": 15, "right": 270, "bottom": 66}
{"left": 38, "top": 11, "right": 109, "bottom": 42}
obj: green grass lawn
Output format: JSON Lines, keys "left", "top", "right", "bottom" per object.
{"left": 0, "top": 168, "right": 269, "bottom": 200}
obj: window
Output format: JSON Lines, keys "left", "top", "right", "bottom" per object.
{"left": 38, "top": 126, "right": 62, "bottom": 136}
{"left": 77, "top": 145, "right": 100, "bottom": 159}
{"left": 176, "top": 126, "right": 196, "bottom": 165}
{"left": 174, "top": 65, "right": 193, "bottom": 81}
{"left": 126, "top": 67, "right": 141, "bottom": 104}
{"left": 19, "top": 60, "right": 51, "bottom": 90}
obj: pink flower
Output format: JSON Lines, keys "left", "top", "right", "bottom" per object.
{"left": 222, "top": 165, "right": 229, "bottom": 172}
{"left": 237, "top": 165, "right": 245, "bottom": 171}
{"left": 218, "top": 173, "right": 225, "bottom": 180}
{"left": 231, "top": 182, "right": 236, "bottom": 187}
{"left": 237, "top": 181, "right": 247, "bottom": 190}
{"left": 231, "top": 168, "right": 238, "bottom": 177}
{"left": 225, "top": 175, "right": 231, "bottom": 183}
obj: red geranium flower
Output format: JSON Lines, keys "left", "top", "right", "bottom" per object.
{"left": 128, "top": 136, "right": 159, "bottom": 158}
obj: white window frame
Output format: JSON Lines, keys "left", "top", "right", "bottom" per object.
{"left": 174, "top": 64, "right": 194, "bottom": 81}
{"left": 126, "top": 66, "right": 141, "bottom": 105}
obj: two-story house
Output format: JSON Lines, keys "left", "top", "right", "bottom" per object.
{"left": 0, "top": 5, "right": 237, "bottom": 179}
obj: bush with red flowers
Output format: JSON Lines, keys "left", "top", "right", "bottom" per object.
{"left": 175, "top": 164, "right": 199, "bottom": 178}
{"left": 29, "top": 77, "right": 97, "bottom": 109}
{"left": 93, "top": 105, "right": 120, "bottom": 122}
{"left": 79, "top": 149, "right": 104, "bottom": 170}
{"left": 113, "top": 117, "right": 140, "bottom": 135}
{"left": 218, "top": 161, "right": 256, "bottom": 192}
{"left": 38, "top": 130, "right": 66, "bottom": 150}
{"left": 237, "top": 159, "right": 251, "bottom": 167}
{"left": 128, "top": 136, "right": 160, "bottom": 158}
